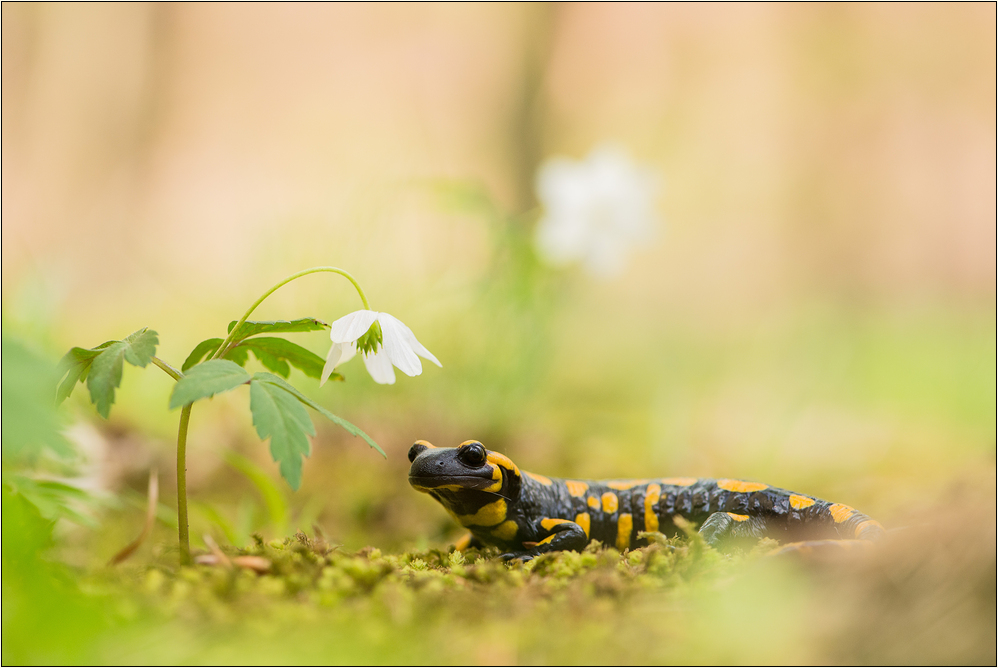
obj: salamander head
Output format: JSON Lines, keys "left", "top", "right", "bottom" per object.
{"left": 407, "top": 439, "right": 522, "bottom": 507}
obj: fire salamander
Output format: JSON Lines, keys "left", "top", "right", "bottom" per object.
{"left": 408, "top": 440, "right": 884, "bottom": 561}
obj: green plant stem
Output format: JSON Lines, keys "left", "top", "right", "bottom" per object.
{"left": 176, "top": 403, "right": 192, "bottom": 564}
{"left": 149, "top": 355, "right": 191, "bottom": 562}
{"left": 151, "top": 356, "right": 184, "bottom": 381}
{"left": 211, "top": 266, "right": 370, "bottom": 360}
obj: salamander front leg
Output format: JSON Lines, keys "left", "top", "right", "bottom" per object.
{"left": 499, "top": 517, "right": 588, "bottom": 562}
{"left": 698, "top": 511, "right": 768, "bottom": 547}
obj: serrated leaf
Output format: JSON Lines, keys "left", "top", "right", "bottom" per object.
{"left": 168, "top": 359, "right": 250, "bottom": 410}
{"left": 251, "top": 372, "right": 384, "bottom": 457}
{"left": 249, "top": 377, "right": 315, "bottom": 490}
{"left": 85, "top": 328, "right": 159, "bottom": 418}
{"left": 56, "top": 348, "right": 99, "bottom": 404}
{"left": 226, "top": 318, "right": 329, "bottom": 342}
{"left": 229, "top": 337, "right": 327, "bottom": 379}
{"left": 182, "top": 338, "right": 223, "bottom": 372}
{"left": 55, "top": 344, "right": 112, "bottom": 404}
{"left": 223, "top": 346, "right": 249, "bottom": 367}
{"left": 121, "top": 328, "right": 158, "bottom": 367}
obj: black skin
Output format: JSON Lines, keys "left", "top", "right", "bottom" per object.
{"left": 408, "top": 440, "right": 884, "bottom": 561}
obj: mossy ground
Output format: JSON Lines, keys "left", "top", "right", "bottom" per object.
{"left": 6, "top": 501, "right": 994, "bottom": 666}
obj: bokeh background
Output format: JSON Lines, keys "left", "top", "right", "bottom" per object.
{"left": 2, "top": 3, "right": 995, "bottom": 664}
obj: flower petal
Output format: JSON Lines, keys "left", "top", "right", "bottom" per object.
{"left": 329, "top": 310, "right": 379, "bottom": 343}
{"left": 336, "top": 341, "right": 357, "bottom": 367}
{"left": 320, "top": 343, "right": 344, "bottom": 386}
{"left": 380, "top": 312, "right": 441, "bottom": 368}
{"left": 377, "top": 313, "right": 422, "bottom": 377}
{"left": 362, "top": 349, "right": 396, "bottom": 385}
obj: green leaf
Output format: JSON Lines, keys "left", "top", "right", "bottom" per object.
{"left": 226, "top": 318, "right": 329, "bottom": 341}
{"left": 55, "top": 342, "right": 113, "bottom": 404}
{"left": 182, "top": 338, "right": 223, "bottom": 372}
{"left": 168, "top": 359, "right": 250, "bottom": 410}
{"left": 84, "top": 328, "right": 159, "bottom": 418}
{"left": 249, "top": 377, "right": 315, "bottom": 490}
{"left": 3, "top": 337, "right": 73, "bottom": 461}
{"left": 223, "top": 346, "right": 249, "bottom": 367}
{"left": 224, "top": 451, "right": 288, "bottom": 534}
{"left": 4, "top": 475, "right": 95, "bottom": 527}
{"left": 251, "top": 372, "right": 384, "bottom": 457}
{"left": 229, "top": 337, "right": 329, "bottom": 380}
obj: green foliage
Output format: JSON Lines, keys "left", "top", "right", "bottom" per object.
{"left": 253, "top": 372, "right": 383, "bottom": 457}
{"left": 2, "top": 337, "right": 72, "bottom": 461}
{"left": 2, "top": 475, "right": 93, "bottom": 526}
{"left": 232, "top": 337, "right": 329, "bottom": 380}
{"left": 183, "top": 319, "right": 340, "bottom": 381}
{"left": 169, "top": 360, "right": 251, "bottom": 409}
{"left": 227, "top": 317, "right": 329, "bottom": 339}
{"left": 57, "top": 328, "right": 159, "bottom": 418}
{"left": 249, "top": 375, "right": 316, "bottom": 491}
{"left": 182, "top": 338, "right": 224, "bottom": 371}
{"left": 224, "top": 452, "right": 289, "bottom": 534}
{"left": 1, "top": 486, "right": 112, "bottom": 665}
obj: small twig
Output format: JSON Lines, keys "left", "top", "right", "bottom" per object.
{"left": 202, "top": 533, "right": 232, "bottom": 568}
{"left": 109, "top": 469, "right": 159, "bottom": 566}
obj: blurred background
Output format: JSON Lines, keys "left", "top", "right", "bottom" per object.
{"left": 2, "top": 4, "right": 995, "bottom": 662}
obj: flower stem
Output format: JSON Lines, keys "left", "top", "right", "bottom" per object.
{"left": 176, "top": 403, "right": 192, "bottom": 564}
{"left": 211, "top": 266, "right": 370, "bottom": 360}
{"left": 151, "top": 355, "right": 184, "bottom": 381}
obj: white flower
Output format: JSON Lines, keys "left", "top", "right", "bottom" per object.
{"left": 320, "top": 310, "right": 441, "bottom": 386}
{"left": 534, "top": 144, "right": 660, "bottom": 277}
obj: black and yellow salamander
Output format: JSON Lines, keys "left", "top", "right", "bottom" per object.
{"left": 408, "top": 439, "right": 884, "bottom": 561}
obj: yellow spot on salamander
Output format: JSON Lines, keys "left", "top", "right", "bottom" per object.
{"left": 828, "top": 503, "right": 855, "bottom": 524}
{"left": 453, "top": 534, "right": 473, "bottom": 551}
{"left": 717, "top": 479, "right": 768, "bottom": 493}
{"left": 482, "top": 464, "right": 503, "bottom": 493}
{"left": 606, "top": 479, "right": 648, "bottom": 490}
{"left": 601, "top": 492, "right": 619, "bottom": 514}
{"left": 644, "top": 484, "right": 661, "bottom": 533}
{"left": 587, "top": 496, "right": 600, "bottom": 510}
{"left": 660, "top": 477, "right": 697, "bottom": 487}
{"left": 486, "top": 451, "right": 521, "bottom": 477}
{"left": 616, "top": 514, "right": 633, "bottom": 551}
{"left": 565, "top": 480, "right": 589, "bottom": 497}
{"left": 492, "top": 520, "right": 519, "bottom": 541}
{"left": 789, "top": 494, "right": 815, "bottom": 510}
{"left": 458, "top": 499, "right": 507, "bottom": 527}
{"left": 575, "top": 513, "right": 591, "bottom": 538}
{"left": 726, "top": 512, "right": 749, "bottom": 522}
{"left": 525, "top": 471, "right": 553, "bottom": 486}
{"left": 854, "top": 519, "right": 883, "bottom": 538}
{"left": 540, "top": 518, "right": 571, "bottom": 531}
{"left": 433, "top": 484, "right": 464, "bottom": 492}
{"left": 536, "top": 534, "right": 557, "bottom": 546}
{"left": 413, "top": 440, "right": 437, "bottom": 448}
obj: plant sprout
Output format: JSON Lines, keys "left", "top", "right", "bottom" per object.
{"left": 56, "top": 266, "right": 435, "bottom": 563}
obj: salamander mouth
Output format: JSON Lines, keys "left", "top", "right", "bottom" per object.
{"left": 408, "top": 475, "right": 496, "bottom": 491}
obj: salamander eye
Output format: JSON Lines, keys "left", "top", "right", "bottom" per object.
{"left": 458, "top": 442, "right": 487, "bottom": 467}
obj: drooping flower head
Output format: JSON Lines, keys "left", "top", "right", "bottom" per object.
{"left": 534, "top": 144, "right": 661, "bottom": 277}
{"left": 321, "top": 310, "right": 440, "bottom": 386}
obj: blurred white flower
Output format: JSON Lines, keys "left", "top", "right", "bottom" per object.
{"left": 321, "top": 310, "right": 441, "bottom": 386}
{"left": 534, "top": 144, "right": 660, "bottom": 277}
